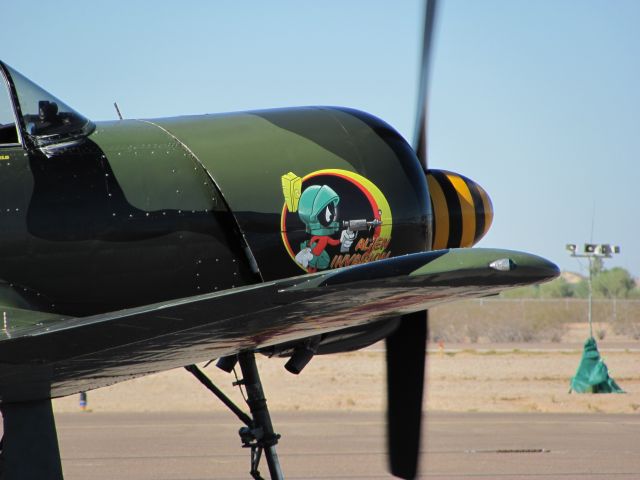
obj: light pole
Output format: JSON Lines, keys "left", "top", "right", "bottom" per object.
{"left": 566, "top": 243, "right": 620, "bottom": 338}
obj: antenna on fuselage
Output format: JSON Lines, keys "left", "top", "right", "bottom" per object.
{"left": 113, "top": 102, "right": 123, "bottom": 120}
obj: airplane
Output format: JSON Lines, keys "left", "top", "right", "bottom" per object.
{"left": 0, "top": 2, "right": 558, "bottom": 479}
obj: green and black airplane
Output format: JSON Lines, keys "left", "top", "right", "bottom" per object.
{"left": 0, "top": 3, "right": 558, "bottom": 479}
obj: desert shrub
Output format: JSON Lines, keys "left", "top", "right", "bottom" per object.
{"left": 539, "top": 277, "right": 575, "bottom": 298}
{"left": 611, "top": 300, "right": 640, "bottom": 339}
{"left": 429, "top": 298, "right": 640, "bottom": 344}
{"left": 592, "top": 268, "right": 637, "bottom": 299}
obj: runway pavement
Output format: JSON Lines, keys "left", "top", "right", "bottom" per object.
{"left": 52, "top": 411, "right": 640, "bottom": 479}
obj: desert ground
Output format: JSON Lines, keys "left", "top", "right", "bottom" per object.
{"left": 52, "top": 324, "right": 640, "bottom": 415}
{"left": 47, "top": 305, "right": 640, "bottom": 479}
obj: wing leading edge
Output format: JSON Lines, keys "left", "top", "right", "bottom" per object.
{"left": 0, "top": 248, "right": 557, "bottom": 402}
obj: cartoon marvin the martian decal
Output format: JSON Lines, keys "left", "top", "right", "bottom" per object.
{"left": 280, "top": 169, "right": 393, "bottom": 273}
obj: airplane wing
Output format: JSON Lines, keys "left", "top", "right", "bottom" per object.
{"left": 0, "top": 248, "right": 557, "bottom": 403}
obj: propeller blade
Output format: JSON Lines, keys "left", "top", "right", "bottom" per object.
{"left": 388, "top": 2, "right": 437, "bottom": 477}
{"left": 413, "top": 0, "right": 439, "bottom": 167}
{"left": 386, "top": 311, "right": 427, "bottom": 479}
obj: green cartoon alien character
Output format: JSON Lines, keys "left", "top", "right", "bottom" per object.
{"left": 295, "top": 184, "right": 356, "bottom": 272}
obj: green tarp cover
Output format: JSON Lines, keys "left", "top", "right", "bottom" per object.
{"left": 570, "top": 337, "right": 624, "bottom": 393}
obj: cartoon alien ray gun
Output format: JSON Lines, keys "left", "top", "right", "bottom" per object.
{"left": 282, "top": 172, "right": 382, "bottom": 270}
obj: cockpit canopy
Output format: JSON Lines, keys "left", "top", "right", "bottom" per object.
{"left": 0, "top": 61, "right": 94, "bottom": 147}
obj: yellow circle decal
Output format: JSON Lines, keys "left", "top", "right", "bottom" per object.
{"left": 280, "top": 169, "right": 393, "bottom": 273}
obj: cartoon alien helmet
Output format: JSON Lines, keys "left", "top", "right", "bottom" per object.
{"left": 297, "top": 184, "right": 340, "bottom": 236}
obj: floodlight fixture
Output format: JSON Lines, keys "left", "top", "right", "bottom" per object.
{"left": 598, "top": 244, "right": 611, "bottom": 256}
{"left": 566, "top": 240, "right": 621, "bottom": 338}
{"left": 568, "top": 243, "right": 621, "bottom": 259}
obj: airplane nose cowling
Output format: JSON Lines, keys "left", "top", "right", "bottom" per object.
{"left": 150, "top": 107, "right": 432, "bottom": 281}
{"left": 426, "top": 169, "right": 493, "bottom": 249}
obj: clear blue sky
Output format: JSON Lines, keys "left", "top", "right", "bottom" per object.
{"left": 2, "top": 1, "right": 639, "bottom": 276}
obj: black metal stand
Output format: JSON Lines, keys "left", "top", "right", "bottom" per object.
{"left": 186, "top": 354, "right": 283, "bottom": 480}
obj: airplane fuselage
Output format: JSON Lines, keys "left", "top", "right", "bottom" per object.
{"left": 0, "top": 107, "right": 431, "bottom": 316}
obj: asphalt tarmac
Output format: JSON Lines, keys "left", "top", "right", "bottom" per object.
{"left": 53, "top": 411, "right": 640, "bottom": 479}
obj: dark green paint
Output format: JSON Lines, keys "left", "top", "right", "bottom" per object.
{"left": 0, "top": 60, "right": 559, "bottom": 404}
{"left": 90, "top": 120, "right": 220, "bottom": 212}
{"left": 410, "top": 248, "right": 557, "bottom": 279}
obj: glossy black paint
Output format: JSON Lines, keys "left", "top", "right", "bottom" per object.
{"left": 0, "top": 141, "right": 254, "bottom": 316}
{"left": 0, "top": 249, "right": 559, "bottom": 402}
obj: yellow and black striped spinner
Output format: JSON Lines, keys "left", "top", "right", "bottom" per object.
{"left": 426, "top": 169, "right": 493, "bottom": 249}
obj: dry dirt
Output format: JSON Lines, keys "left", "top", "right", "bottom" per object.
{"left": 52, "top": 342, "right": 640, "bottom": 415}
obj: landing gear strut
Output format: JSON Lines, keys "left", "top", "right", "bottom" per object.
{"left": 237, "top": 352, "right": 283, "bottom": 479}
{"left": 0, "top": 399, "right": 64, "bottom": 480}
{"left": 186, "top": 351, "right": 283, "bottom": 480}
